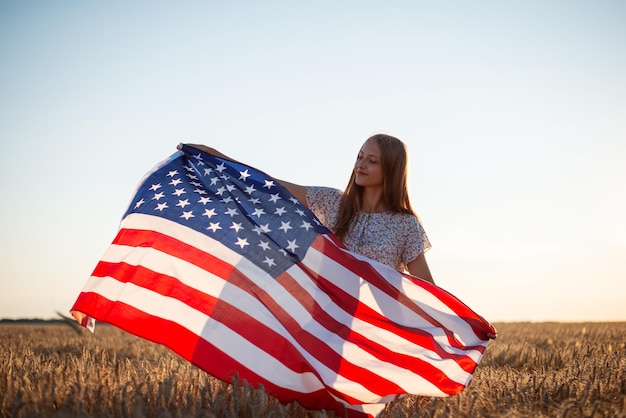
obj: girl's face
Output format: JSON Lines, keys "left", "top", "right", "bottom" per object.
{"left": 354, "top": 140, "right": 384, "bottom": 188}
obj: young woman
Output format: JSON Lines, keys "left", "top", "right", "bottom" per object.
{"left": 186, "top": 133, "right": 434, "bottom": 284}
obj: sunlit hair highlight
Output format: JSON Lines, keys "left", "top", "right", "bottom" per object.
{"left": 334, "top": 134, "right": 416, "bottom": 242}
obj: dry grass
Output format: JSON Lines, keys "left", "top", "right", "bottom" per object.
{"left": 1, "top": 322, "right": 624, "bottom": 417}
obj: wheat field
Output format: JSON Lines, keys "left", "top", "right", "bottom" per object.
{"left": 1, "top": 321, "right": 624, "bottom": 417}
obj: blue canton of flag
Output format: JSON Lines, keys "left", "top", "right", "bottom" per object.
{"left": 125, "top": 144, "right": 331, "bottom": 278}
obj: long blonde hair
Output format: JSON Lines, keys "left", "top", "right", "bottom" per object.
{"left": 334, "top": 134, "right": 416, "bottom": 241}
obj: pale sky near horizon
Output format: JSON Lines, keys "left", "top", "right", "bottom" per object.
{"left": 1, "top": 1, "right": 625, "bottom": 323}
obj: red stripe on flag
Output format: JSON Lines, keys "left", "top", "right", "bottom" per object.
{"left": 111, "top": 227, "right": 235, "bottom": 279}
{"left": 72, "top": 292, "right": 201, "bottom": 361}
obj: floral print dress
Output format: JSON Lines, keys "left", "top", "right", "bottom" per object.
{"left": 305, "top": 186, "right": 431, "bottom": 273}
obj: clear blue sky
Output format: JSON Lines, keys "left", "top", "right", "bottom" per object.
{"left": 1, "top": 1, "right": 624, "bottom": 322}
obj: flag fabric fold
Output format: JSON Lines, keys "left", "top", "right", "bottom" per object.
{"left": 72, "top": 144, "right": 496, "bottom": 417}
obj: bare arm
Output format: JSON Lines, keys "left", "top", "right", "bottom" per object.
{"left": 182, "top": 143, "right": 309, "bottom": 207}
{"left": 407, "top": 252, "right": 434, "bottom": 284}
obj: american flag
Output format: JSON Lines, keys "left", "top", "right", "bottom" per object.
{"left": 72, "top": 144, "right": 496, "bottom": 417}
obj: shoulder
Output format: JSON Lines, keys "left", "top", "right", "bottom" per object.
{"left": 305, "top": 186, "right": 343, "bottom": 205}
{"left": 305, "top": 186, "right": 343, "bottom": 228}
